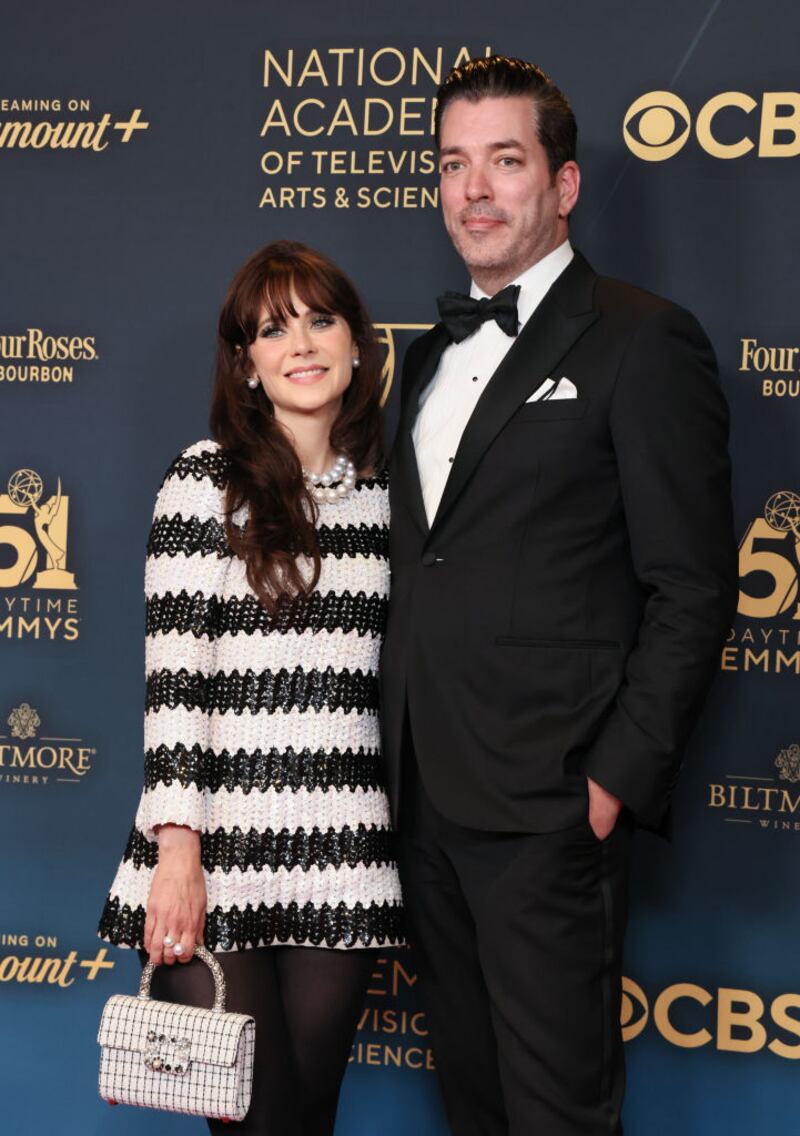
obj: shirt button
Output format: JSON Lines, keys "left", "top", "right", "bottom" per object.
{"left": 472, "top": 375, "right": 479, "bottom": 382}
{"left": 448, "top": 456, "right": 454, "bottom": 463}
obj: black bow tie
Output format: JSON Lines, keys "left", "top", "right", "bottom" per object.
{"left": 436, "top": 284, "right": 520, "bottom": 344}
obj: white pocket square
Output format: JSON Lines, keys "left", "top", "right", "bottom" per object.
{"left": 525, "top": 376, "right": 579, "bottom": 403}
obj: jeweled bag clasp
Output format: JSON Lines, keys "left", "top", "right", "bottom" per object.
{"left": 143, "top": 1030, "right": 191, "bottom": 1076}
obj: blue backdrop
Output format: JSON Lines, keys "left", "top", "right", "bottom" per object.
{"left": 2, "top": 2, "right": 799, "bottom": 1132}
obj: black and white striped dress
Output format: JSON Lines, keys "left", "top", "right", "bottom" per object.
{"left": 99, "top": 440, "right": 404, "bottom": 952}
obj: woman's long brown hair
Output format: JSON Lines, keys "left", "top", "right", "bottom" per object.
{"left": 209, "top": 241, "right": 384, "bottom": 612}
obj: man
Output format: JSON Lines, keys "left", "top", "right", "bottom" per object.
{"left": 381, "top": 57, "right": 737, "bottom": 1135}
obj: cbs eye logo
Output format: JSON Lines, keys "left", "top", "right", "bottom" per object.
{"left": 621, "top": 977, "right": 649, "bottom": 1041}
{"left": 623, "top": 90, "right": 800, "bottom": 161}
{"left": 623, "top": 92, "right": 691, "bottom": 161}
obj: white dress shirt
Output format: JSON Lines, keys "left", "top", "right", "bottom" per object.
{"left": 412, "top": 240, "right": 574, "bottom": 525}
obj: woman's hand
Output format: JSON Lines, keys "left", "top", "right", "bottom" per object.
{"left": 143, "top": 825, "right": 206, "bottom": 966}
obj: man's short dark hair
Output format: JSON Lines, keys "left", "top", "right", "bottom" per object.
{"left": 434, "top": 55, "right": 577, "bottom": 177}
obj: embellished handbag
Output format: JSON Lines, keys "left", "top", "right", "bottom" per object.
{"left": 97, "top": 945, "right": 255, "bottom": 1123}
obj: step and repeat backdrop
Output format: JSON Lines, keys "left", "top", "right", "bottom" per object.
{"left": 1, "top": 1, "right": 799, "bottom": 1133}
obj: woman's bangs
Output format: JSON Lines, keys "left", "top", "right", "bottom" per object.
{"left": 259, "top": 262, "right": 339, "bottom": 326}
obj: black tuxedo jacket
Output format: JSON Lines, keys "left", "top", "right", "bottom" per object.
{"left": 381, "top": 251, "right": 737, "bottom": 834}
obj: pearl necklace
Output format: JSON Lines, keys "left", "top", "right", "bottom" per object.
{"left": 303, "top": 453, "right": 357, "bottom": 504}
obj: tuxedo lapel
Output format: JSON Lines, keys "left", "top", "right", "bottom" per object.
{"left": 431, "top": 252, "right": 599, "bottom": 535}
{"left": 390, "top": 324, "right": 450, "bottom": 536}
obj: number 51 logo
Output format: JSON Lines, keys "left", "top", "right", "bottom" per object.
{"left": 738, "top": 491, "right": 800, "bottom": 620}
{"left": 0, "top": 468, "right": 77, "bottom": 590}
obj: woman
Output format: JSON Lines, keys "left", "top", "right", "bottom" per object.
{"left": 99, "top": 240, "right": 404, "bottom": 1135}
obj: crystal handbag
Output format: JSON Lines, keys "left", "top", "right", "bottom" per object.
{"left": 97, "top": 945, "right": 255, "bottom": 1123}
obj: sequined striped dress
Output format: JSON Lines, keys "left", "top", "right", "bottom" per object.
{"left": 98, "top": 440, "right": 404, "bottom": 952}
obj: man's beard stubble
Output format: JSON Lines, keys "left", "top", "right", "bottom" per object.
{"left": 449, "top": 203, "right": 513, "bottom": 272}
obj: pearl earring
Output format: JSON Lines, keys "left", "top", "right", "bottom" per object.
{"left": 246, "top": 376, "right": 259, "bottom": 389}
{"left": 352, "top": 357, "right": 360, "bottom": 369}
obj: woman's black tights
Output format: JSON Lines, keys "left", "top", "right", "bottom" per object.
{"left": 142, "top": 946, "right": 377, "bottom": 1136}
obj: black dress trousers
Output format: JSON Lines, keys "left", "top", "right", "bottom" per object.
{"left": 399, "top": 751, "right": 633, "bottom": 1136}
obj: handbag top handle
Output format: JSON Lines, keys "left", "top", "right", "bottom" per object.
{"left": 138, "top": 945, "right": 226, "bottom": 1013}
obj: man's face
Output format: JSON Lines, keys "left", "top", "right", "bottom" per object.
{"left": 438, "top": 95, "right": 578, "bottom": 286}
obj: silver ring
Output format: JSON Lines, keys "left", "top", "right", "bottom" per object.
{"left": 173, "top": 943, "right": 184, "bottom": 956}
{"left": 163, "top": 935, "right": 174, "bottom": 947}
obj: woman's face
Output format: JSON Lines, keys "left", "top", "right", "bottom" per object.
{"left": 247, "top": 290, "right": 357, "bottom": 420}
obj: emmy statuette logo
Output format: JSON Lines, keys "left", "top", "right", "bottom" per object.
{"left": 374, "top": 322, "right": 432, "bottom": 406}
{"left": 724, "top": 490, "right": 800, "bottom": 675}
{"left": 738, "top": 491, "right": 800, "bottom": 621}
{"left": 0, "top": 468, "right": 77, "bottom": 590}
{"left": 0, "top": 467, "right": 80, "bottom": 639}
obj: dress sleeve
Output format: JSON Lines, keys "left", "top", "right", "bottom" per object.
{"left": 134, "top": 440, "right": 231, "bottom": 842}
